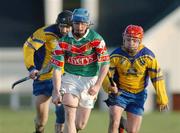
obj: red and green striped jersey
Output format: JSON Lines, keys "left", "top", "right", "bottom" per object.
{"left": 51, "top": 29, "right": 110, "bottom": 77}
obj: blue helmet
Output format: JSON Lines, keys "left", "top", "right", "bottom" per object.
{"left": 72, "top": 8, "right": 90, "bottom": 23}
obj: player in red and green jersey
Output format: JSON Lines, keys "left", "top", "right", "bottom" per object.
{"left": 51, "top": 8, "right": 110, "bottom": 133}
{"left": 102, "top": 25, "right": 169, "bottom": 133}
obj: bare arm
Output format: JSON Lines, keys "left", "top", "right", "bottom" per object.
{"left": 52, "top": 68, "right": 62, "bottom": 105}
{"left": 88, "top": 64, "right": 110, "bottom": 96}
{"left": 96, "top": 64, "right": 110, "bottom": 86}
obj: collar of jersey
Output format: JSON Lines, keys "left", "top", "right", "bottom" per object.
{"left": 68, "top": 29, "right": 90, "bottom": 41}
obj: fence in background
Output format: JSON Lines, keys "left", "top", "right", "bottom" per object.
{"left": 1, "top": 48, "right": 176, "bottom": 112}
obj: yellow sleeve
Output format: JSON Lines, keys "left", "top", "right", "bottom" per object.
{"left": 102, "top": 55, "right": 118, "bottom": 93}
{"left": 102, "top": 75, "right": 111, "bottom": 93}
{"left": 109, "top": 56, "right": 118, "bottom": 76}
{"left": 148, "top": 58, "right": 168, "bottom": 105}
{"left": 23, "top": 27, "right": 46, "bottom": 71}
{"left": 23, "top": 41, "right": 35, "bottom": 71}
{"left": 29, "top": 28, "right": 46, "bottom": 50}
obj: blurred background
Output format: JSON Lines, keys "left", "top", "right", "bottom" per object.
{"left": 0, "top": 0, "right": 180, "bottom": 132}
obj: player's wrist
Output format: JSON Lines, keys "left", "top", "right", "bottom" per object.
{"left": 28, "top": 66, "right": 36, "bottom": 72}
{"left": 59, "top": 89, "right": 65, "bottom": 96}
{"left": 53, "top": 89, "right": 61, "bottom": 96}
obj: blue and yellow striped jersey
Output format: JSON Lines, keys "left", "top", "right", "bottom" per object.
{"left": 23, "top": 24, "right": 62, "bottom": 80}
{"left": 103, "top": 44, "right": 168, "bottom": 105}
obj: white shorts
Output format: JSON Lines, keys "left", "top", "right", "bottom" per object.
{"left": 61, "top": 73, "right": 98, "bottom": 109}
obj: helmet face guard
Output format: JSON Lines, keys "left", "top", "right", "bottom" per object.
{"left": 71, "top": 8, "right": 90, "bottom": 38}
{"left": 123, "top": 36, "right": 141, "bottom": 53}
{"left": 56, "top": 10, "right": 73, "bottom": 26}
{"left": 122, "top": 25, "right": 144, "bottom": 54}
{"left": 72, "top": 8, "right": 90, "bottom": 23}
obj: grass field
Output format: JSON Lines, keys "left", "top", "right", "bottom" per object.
{"left": 0, "top": 107, "right": 179, "bottom": 133}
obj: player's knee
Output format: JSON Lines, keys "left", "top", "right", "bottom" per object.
{"left": 111, "top": 120, "right": 120, "bottom": 130}
{"left": 76, "top": 121, "right": 86, "bottom": 130}
{"left": 126, "top": 127, "right": 139, "bottom": 133}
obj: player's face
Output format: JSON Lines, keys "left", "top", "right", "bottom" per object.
{"left": 72, "top": 22, "right": 88, "bottom": 38}
{"left": 123, "top": 36, "right": 141, "bottom": 54}
{"left": 58, "top": 24, "right": 71, "bottom": 36}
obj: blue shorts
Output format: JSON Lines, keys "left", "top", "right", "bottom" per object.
{"left": 55, "top": 104, "right": 65, "bottom": 124}
{"left": 33, "top": 79, "right": 53, "bottom": 96}
{"left": 33, "top": 79, "right": 64, "bottom": 123}
{"left": 105, "top": 89, "right": 147, "bottom": 115}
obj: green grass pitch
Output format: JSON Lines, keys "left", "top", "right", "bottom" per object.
{"left": 0, "top": 107, "right": 179, "bottom": 133}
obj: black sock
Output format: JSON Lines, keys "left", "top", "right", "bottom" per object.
{"left": 119, "top": 116, "right": 126, "bottom": 129}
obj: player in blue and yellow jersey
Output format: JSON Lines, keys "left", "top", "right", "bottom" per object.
{"left": 102, "top": 25, "right": 169, "bottom": 133}
{"left": 23, "top": 10, "right": 72, "bottom": 133}
{"left": 51, "top": 8, "right": 110, "bottom": 133}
